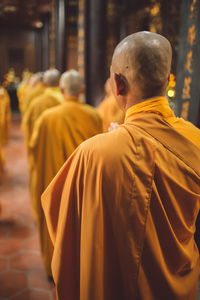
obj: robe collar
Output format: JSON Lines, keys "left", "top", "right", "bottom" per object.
{"left": 64, "top": 95, "right": 79, "bottom": 103}
{"left": 125, "top": 96, "right": 175, "bottom": 122}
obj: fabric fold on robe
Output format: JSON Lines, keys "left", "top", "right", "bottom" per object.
{"left": 42, "top": 96, "right": 200, "bottom": 300}
{"left": 29, "top": 97, "right": 102, "bottom": 276}
{"left": 22, "top": 82, "right": 45, "bottom": 114}
{"left": 22, "top": 87, "right": 62, "bottom": 146}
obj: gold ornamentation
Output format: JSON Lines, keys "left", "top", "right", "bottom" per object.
{"left": 182, "top": 77, "right": 191, "bottom": 100}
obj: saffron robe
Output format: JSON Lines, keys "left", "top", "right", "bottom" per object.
{"left": 42, "top": 96, "right": 200, "bottom": 300}
{"left": 22, "top": 87, "right": 62, "bottom": 146}
{"left": 29, "top": 98, "right": 102, "bottom": 276}
{"left": 17, "top": 80, "right": 29, "bottom": 112}
{"left": 22, "top": 82, "right": 45, "bottom": 114}
{"left": 0, "top": 87, "right": 11, "bottom": 144}
{"left": 97, "top": 94, "right": 125, "bottom": 132}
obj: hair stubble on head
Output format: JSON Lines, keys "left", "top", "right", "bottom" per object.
{"left": 112, "top": 31, "right": 172, "bottom": 99}
{"left": 60, "top": 70, "right": 84, "bottom": 96}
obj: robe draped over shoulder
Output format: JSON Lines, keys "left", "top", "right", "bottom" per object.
{"left": 29, "top": 99, "right": 102, "bottom": 276}
{"left": 22, "top": 87, "right": 62, "bottom": 146}
{"left": 42, "top": 97, "right": 200, "bottom": 300}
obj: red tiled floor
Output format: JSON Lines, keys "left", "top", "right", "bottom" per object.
{"left": 0, "top": 227, "right": 7, "bottom": 238}
{"left": 10, "top": 251, "right": 43, "bottom": 272}
{"left": 9, "top": 221, "right": 36, "bottom": 239}
{"left": 0, "top": 239, "right": 23, "bottom": 256}
{"left": 24, "top": 235, "right": 40, "bottom": 251}
{"left": 0, "top": 115, "right": 56, "bottom": 299}
{"left": 0, "top": 271, "right": 28, "bottom": 298}
{"left": 0, "top": 257, "right": 7, "bottom": 272}
{"left": 10, "top": 289, "right": 51, "bottom": 300}
{"left": 29, "top": 269, "right": 55, "bottom": 290}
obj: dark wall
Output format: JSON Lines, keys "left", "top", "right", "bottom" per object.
{"left": 0, "top": 27, "right": 36, "bottom": 82}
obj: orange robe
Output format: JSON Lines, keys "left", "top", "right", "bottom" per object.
{"left": 29, "top": 97, "right": 102, "bottom": 276}
{"left": 22, "top": 82, "right": 45, "bottom": 114}
{"left": 0, "top": 87, "right": 11, "bottom": 144}
{"left": 42, "top": 96, "right": 200, "bottom": 300}
{"left": 22, "top": 87, "right": 63, "bottom": 146}
{"left": 17, "top": 80, "right": 31, "bottom": 112}
{"left": 97, "top": 94, "right": 125, "bottom": 132}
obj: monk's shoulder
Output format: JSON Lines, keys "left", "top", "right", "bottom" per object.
{"left": 79, "top": 124, "right": 156, "bottom": 162}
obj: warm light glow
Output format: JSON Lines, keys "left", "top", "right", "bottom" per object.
{"left": 32, "top": 21, "right": 43, "bottom": 28}
{"left": 170, "top": 80, "right": 176, "bottom": 87}
{"left": 169, "top": 73, "right": 175, "bottom": 81}
{"left": 168, "top": 89, "right": 175, "bottom": 98}
{"left": 4, "top": 5, "right": 17, "bottom": 13}
{"left": 150, "top": 4, "right": 159, "bottom": 16}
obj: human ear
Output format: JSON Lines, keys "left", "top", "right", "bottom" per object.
{"left": 114, "top": 73, "right": 127, "bottom": 95}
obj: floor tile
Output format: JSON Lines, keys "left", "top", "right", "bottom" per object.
{"left": 0, "top": 114, "right": 55, "bottom": 299}
{"left": 24, "top": 235, "right": 40, "bottom": 251}
{"left": 29, "top": 269, "right": 55, "bottom": 290}
{"left": 0, "top": 271, "right": 27, "bottom": 298}
{"left": 0, "top": 258, "right": 7, "bottom": 273}
{"left": 10, "top": 251, "right": 43, "bottom": 272}
{"left": 0, "top": 239, "right": 23, "bottom": 257}
{"left": 10, "top": 289, "right": 51, "bottom": 300}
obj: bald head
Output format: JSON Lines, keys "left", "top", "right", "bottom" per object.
{"left": 43, "top": 69, "right": 60, "bottom": 87}
{"left": 112, "top": 31, "right": 172, "bottom": 99}
{"left": 29, "top": 72, "right": 43, "bottom": 87}
{"left": 60, "top": 70, "right": 84, "bottom": 97}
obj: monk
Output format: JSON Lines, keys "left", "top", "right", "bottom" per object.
{"left": 29, "top": 70, "right": 102, "bottom": 279}
{"left": 0, "top": 86, "right": 11, "bottom": 144}
{"left": 98, "top": 78, "right": 125, "bottom": 132}
{"left": 42, "top": 32, "right": 200, "bottom": 300}
{"left": 22, "top": 72, "right": 45, "bottom": 114}
{"left": 17, "top": 72, "right": 32, "bottom": 112}
{"left": 22, "top": 69, "right": 62, "bottom": 146}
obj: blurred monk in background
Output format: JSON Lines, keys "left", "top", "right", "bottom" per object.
{"left": 0, "top": 86, "right": 11, "bottom": 145}
{"left": 22, "top": 72, "right": 45, "bottom": 114}
{"left": 0, "top": 85, "right": 11, "bottom": 184}
{"left": 98, "top": 78, "right": 124, "bottom": 132}
{"left": 29, "top": 70, "right": 102, "bottom": 279}
{"left": 42, "top": 32, "right": 200, "bottom": 300}
{"left": 17, "top": 71, "right": 32, "bottom": 112}
{"left": 22, "top": 69, "right": 62, "bottom": 146}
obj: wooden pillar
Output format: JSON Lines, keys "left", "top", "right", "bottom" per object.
{"left": 105, "top": 0, "right": 121, "bottom": 81}
{"left": 55, "top": 0, "right": 67, "bottom": 72}
{"left": 42, "top": 17, "right": 50, "bottom": 70}
{"left": 77, "top": 0, "right": 85, "bottom": 78}
{"left": 85, "top": 0, "right": 107, "bottom": 106}
{"left": 175, "top": 0, "right": 200, "bottom": 126}
{"left": 65, "top": 1, "right": 78, "bottom": 70}
{"left": 49, "top": 0, "right": 56, "bottom": 68}
{"left": 35, "top": 16, "right": 50, "bottom": 71}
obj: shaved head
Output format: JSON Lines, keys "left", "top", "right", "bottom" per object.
{"left": 112, "top": 31, "right": 172, "bottom": 99}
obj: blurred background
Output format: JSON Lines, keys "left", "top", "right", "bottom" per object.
{"left": 0, "top": 1, "right": 200, "bottom": 299}
{"left": 0, "top": 0, "right": 182, "bottom": 108}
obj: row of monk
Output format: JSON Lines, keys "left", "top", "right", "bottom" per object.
{"left": 3, "top": 31, "right": 200, "bottom": 300}
{"left": 19, "top": 69, "right": 124, "bottom": 281}
{"left": 0, "top": 86, "right": 11, "bottom": 182}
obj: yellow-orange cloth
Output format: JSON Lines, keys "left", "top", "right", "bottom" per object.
{"left": 0, "top": 87, "right": 11, "bottom": 144}
{"left": 17, "top": 80, "right": 29, "bottom": 112}
{"left": 22, "top": 82, "right": 45, "bottom": 114}
{"left": 22, "top": 87, "right": 62, "bottom": 146}
{"left": 42, "top": 96, "right": 200, "bottom": 300}
{"left": 0, "top": 144, "right": 5, "bottom": 182}
{"left": 97, "top": 94, "right": 125, "bottom": 132}
{"left": 29, "top": 97, "right": 102, "bottom": 276}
